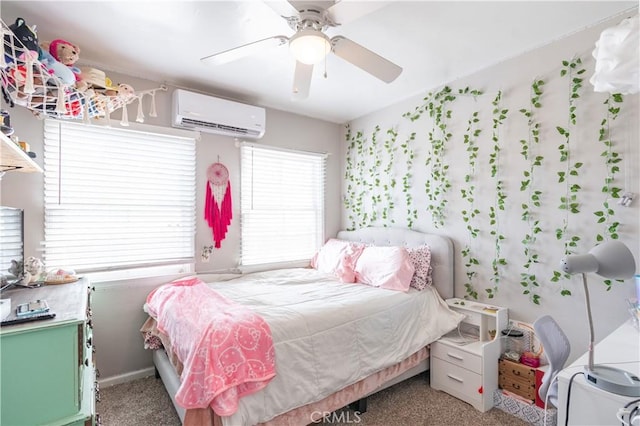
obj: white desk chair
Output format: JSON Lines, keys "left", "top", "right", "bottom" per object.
{"left": 533, "top": 315, "right": 571, "bottom": 407}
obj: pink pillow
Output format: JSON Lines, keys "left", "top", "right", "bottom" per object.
{"left": 311, "top": 239, "right": 365, "bottom": 283}
{"left": 354, "top": 246, "right": 415, "bottom": 292}
{"left": 406, "top": 245, "right": 433, "bottom": 290}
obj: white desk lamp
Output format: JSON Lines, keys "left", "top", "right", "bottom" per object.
{"left": 561, "top": 240, "right": 640, "bottom": 397}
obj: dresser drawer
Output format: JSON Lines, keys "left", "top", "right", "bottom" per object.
{"left": 431, "top": 357, "right": 482, "bottom": 403}
{"left": 499, "top": 358, "right": 536, "bottom": 381}
{"left": 431, "top": 342, "right": 482, "bottom": 373}
{"left": 499, "top": 373, "right": 536, "bottom": 401}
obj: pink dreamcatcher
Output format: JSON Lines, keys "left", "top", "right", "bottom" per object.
{"left": 204, "top": 162, "right": 232, "bottom": 248}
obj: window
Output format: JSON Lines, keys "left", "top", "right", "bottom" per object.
{"left": 240, "top": 143, "right": 326, "bottom": 267}
{"left": 0, "top": 207, "right": 23, "bottom": 286}
{"left": 43, "top": 120, "right": 196, "bottom": 272}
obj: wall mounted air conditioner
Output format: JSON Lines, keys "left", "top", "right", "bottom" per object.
{"left": 172, "top": 89, "right": 266, "bottom": 139}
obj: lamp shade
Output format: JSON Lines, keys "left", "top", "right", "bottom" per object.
{"left": 289, "top": 29, "right": 331, "bottom": 65}
{"left": 560, "top": 240, "right": 636, "bottom": 279}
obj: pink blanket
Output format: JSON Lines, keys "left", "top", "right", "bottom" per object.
{"left": 145, "top": 277, "right": 276, "bottom": 416}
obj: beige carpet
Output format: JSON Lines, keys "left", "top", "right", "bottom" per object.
{"left": 98, "top": 373, "right": 528, "bottom": 426}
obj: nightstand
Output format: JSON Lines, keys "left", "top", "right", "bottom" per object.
{"left": 430, "top": 298, "right": 508, "bottom": 412}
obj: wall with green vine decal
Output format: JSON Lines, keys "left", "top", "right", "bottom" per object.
{"left": 593, "top": 93, "right": 625, "bottom": 288}
{"left": 340, "top": 14, "right": 639, "bottom": 361}
{"left": 519, "top": 79, "right": 545, "bottom": 305}
{"left": 404, "top": 86, "right": 458, "bottom": 228}
{"left": 487, "top": 91, "right": 509, "bottom": 299}
{"left": 344, "top": 124, "right": 409, "bottom": 230}
{"left": 550, "top": 57, "right": 586, "bottom": 296}
{"left": 460, "top": 105, "right": 483, "bottom": 300}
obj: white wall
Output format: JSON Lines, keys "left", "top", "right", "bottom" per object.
{"left": 344, "top": 12, "right": 639, "bottom": 364}
{"left": 0, "top": 73, "right": 342, "bottom": 380}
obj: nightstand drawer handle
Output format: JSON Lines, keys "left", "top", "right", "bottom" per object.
{"left": 446, "top": 352, "right": 464, "bottom": 361}
{"left": 446, "top": 374, "right": 464, "bottom": 383}
{"left": 512, "top": 369, "right": 521, "bottom": 376}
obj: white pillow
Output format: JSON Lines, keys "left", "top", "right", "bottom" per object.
{"left": 310, "top": 239, "right": 365, "bottom": 282}
{"left": 354, "top": 246, "right": 415, "bottom": 292}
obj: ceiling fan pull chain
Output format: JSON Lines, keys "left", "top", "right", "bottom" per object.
{"left": 324, "top": 55, "right": 327, "bottom": 79}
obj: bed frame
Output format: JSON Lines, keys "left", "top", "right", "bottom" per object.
{"left": 152, "top": 226, "right": 455, "bottom": 425}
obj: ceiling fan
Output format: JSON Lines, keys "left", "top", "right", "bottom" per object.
{"left": 200, "top": 1, "right": 402, "bottom": 100}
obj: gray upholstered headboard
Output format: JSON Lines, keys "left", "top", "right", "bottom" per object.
{"left": 336, "top": 227, "right": 454, "bottom": 299}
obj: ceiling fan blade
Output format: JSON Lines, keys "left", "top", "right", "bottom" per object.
{"left": 326, "top": 1, "right": 389, "bottom": 25}
{"left": 292, "top": 61, "right": 313, "bottom": 100}
{"left": 264, "top": 1, "right": 299, "bottom": 19}
{"left": 201, "top": 36, "right": 288, "bottom": 66}
{"left": 331, "top": 36, "right": 402, "bottom": 83}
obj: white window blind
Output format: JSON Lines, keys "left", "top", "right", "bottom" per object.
{"left": 240, "top": 143, "right": 326, "bottom": 266}
{"left": 0, "top": 207, "right": 23, "bottom": 285}
{"left": 43, "top": 120, "right": 196, "bottom": 272}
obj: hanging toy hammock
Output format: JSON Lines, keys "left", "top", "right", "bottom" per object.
{"left": 204, "top": 162, "right": 232, "bottom": 248}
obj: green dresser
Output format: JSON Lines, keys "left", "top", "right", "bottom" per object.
{"left": 0, "top": 280, "right": 98, "bottom": 426}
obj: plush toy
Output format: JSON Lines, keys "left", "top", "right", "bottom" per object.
{"left": 3, "top": 17, "right": 39, "bottom": 64}
{"left": 117, "top": 83, "right": 136, "bottom": 100}
{"left": 100, "top": 82, "right": 133, "bottom": 114}
{"left": 38, "top": 46, "right": 75, "bottom": 85}
{"left": 8, "top": 259, "right": 23, "bottom": 280}
{"left": 2, "top": 18, "right": 42, "bottom": 108}
{"left": 24, "top": 256, "right": 45, "bottom": 283}
{"left": 47, "top": 39, "right": 82, "bottom": 84}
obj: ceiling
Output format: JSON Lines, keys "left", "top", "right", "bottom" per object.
{"left": 1, "top": 1, "right": 637, "bottom": 124}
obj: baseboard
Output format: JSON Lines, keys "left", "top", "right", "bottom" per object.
{"left": 98, "top": 367, "right": 156, "bottom": 388}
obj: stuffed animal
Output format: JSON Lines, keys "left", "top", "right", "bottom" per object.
{"left": 117, "top": 83, "right": 135, "bottom": 99}
{"left": 46, "top": 39, "right": 82, "bottom": 84}
{"left": 2, "top": 18, "right": 41, "bottom": 108}
{"left": 38, "top": 46, "right": 75, "bottom": 85}
{"left": 24, "top": 256, "right": 45, "bottom": 283}
{"left": 8, "top": 259, "right": 23, "bottom": 279}
{"left": 3, "top": 17, "right": 39, "bottom": 64}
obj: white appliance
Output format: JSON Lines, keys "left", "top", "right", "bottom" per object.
{"left": 172, "top": 89, "right": 266, "bottom": 139}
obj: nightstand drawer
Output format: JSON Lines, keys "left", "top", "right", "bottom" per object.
{"left": 431, "top": 342, "right": 482, "bottom": 373}
{"left": 431, "top": 357, "right": 482, "bottom": 403}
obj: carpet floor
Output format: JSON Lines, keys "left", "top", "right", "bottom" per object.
{"left": 98, "top": 373, "right": 528, "bottom": 426}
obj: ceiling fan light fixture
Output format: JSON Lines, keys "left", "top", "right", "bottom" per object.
{"left": 289, "top": 29, "right": 331, "bottom": 65}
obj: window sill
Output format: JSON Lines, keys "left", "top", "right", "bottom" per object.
{"left": 85, "top": 263, "right": 195, "bottom": 284}
{"left": 238, "top": 259, "right": 311, "bottom": 274}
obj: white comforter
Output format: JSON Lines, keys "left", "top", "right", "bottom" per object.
{"left": 206, "top": 268, "right": 464, "bottom": 426}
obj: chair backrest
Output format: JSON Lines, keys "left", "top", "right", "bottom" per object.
{"left": 533, "top": 315, "right": 571, "bottom": 407}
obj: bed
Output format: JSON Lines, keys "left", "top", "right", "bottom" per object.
{"left": 142, "top": 227, "right": 463, "bottom": 426}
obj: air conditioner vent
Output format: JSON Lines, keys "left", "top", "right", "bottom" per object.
{"left": 180, "top": 118, "right": 259, "bottom": 137}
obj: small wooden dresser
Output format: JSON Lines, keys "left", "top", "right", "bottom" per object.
{"left": 498, "top": 357, "right": 537, "bottom": 402}
{"left": 0, "top": 279, "right": 99, "bottom": 425}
